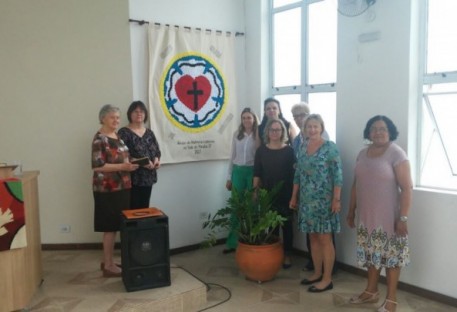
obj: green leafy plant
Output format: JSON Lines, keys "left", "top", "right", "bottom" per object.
{"left": 202, "top": 183, "right": 286, "bottom": 246}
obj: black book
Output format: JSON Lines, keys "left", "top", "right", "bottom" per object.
{"left": 131, "top": 157, "right": 149, "bottom": 166}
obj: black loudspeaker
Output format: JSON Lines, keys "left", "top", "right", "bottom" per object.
{"left": 120, "top": 209, "right": 171, "bottom": 292}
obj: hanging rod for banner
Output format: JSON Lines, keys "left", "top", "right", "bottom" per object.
{"left": 128, "top": 19, "right": 245, "bottom": 37}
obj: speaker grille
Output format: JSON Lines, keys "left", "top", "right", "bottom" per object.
{"left": 129, "top": 228, "right": 166, "bottom": 266}
{"left": 125, "top": 264, "right": 170, "bottom": 288}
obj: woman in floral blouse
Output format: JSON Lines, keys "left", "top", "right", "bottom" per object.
{"left": 91, "top": 104, "right": 138, "bottom": 278}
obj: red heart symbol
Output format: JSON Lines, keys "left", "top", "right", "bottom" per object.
{"left": 175, "top": 75, "right": 211, "bottom": 112}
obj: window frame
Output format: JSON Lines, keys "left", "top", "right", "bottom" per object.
{"left": 417, "top": 0, "right": 457, "bottom": 191}
{"left": 269, "top": 0, "right": 336, "bottom": 132}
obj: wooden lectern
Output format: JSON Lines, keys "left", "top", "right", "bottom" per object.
{"left": 0, "top": 171, "right": 42, "bottom": 312}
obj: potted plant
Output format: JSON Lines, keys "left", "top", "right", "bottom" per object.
{"left": 202, "top": 184, "right": 286, "bottom": 282}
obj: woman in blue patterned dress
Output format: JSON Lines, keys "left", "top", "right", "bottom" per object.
{"left": 289, "top": 114, "right": 342, "bottom": 293}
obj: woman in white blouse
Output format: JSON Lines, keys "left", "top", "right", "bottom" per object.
{"left": 224, "top": 107, "right": 260, "bottom": 253}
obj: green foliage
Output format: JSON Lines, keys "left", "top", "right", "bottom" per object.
{"left": 202, "top": 183, "right": 286, "bottom": 246}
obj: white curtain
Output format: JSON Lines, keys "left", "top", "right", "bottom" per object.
{"left": 148, "top": 24, "right": 239, "bottom": 164}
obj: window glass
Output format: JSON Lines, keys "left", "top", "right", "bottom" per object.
{"left": 270, "top": 0, "right": 336, "bottom": 145}
{"left": 419, "top": 0, "right": 457, "bottom": 191}
{"left": 420, "top": 83, "right": 457, "bottom": 190}
{"left": 308, "top": 1, "right": 337, "bottom": 84}
{"left": 273, "top": 8, "right": 301, "bottom": 87}
{"left": 426, "top": 0, "right": 457, "bottom": 73}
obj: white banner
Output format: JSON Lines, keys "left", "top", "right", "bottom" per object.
{"left": 148, "top": 24, "right": 238, "bottom": 164}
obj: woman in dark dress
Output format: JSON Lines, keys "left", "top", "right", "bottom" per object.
{"left": 253, "top": 118, "right": 296, "bottom": 268}
{"left": 118, "top": 101, "right": 161, "bottom": 209}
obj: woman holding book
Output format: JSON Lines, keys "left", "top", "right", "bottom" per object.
{"left": 92, "top": 104, "right": 139, "bottom": 277}
{"left": 118, "top": 101, "right": 161, "bottom": 209}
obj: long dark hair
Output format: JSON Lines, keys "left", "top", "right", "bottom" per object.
{"left": 258, "top": 97, "right": 291, "bottom": 144}
{"left": 259, "top": 97, "right": 288, "bottom": 125}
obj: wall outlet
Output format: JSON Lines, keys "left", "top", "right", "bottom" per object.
{"left": 59, "top": 224, "right": 71, "bottom": 233}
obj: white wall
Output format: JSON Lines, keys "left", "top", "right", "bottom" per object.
{"left": 0, "top": 0, "right": 133, "bottom": 244}
{"left": 336, "top": 0, "right": 457, "bottom": 298}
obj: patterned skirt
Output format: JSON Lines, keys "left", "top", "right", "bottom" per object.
{"left": 356, "top": 224, "right": 410, "bottom": 269}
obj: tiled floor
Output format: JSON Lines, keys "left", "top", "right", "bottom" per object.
{"left": 27, "top": 246, "right": 457, "bottom": 311}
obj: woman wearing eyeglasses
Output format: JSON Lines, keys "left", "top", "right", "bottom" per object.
{"left": 346, "top": 115, "right": 412, "bottom": 312}
{"left": 253, "top": 118, "right": 296, "bottom": 268}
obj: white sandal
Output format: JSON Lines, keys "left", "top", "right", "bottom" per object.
{"left": 349, "top": 290, "right": 379, "bottom": 304}
{"left": 377, "top": 299, "right": 397, "bottom": 312}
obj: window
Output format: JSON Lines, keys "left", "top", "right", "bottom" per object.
{"left": 270, "top": 0, "right": 337, "bottom": 140}
{"left": 419, "top": 0, "right": 457, "bottom": 191}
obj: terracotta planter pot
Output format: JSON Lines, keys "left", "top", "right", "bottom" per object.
{"left": 235, "top": 241, "right": 283, "bottom": 283}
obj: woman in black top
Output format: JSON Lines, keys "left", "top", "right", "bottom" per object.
{"left": 257, "top": 97, "right": 297, "bottom": 145}
{"left": 254, "top": 118, "right": 296, "bottom": 269}
{"left": 118, "top": 101, "right": 161, "bottom": 209}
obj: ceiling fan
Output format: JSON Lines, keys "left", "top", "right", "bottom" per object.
{"left": 338, "top": 0, "right": 376, "bottom": 17}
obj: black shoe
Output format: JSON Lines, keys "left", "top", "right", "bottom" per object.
{"left": 222, "top": 248, "right": 235, "bottom": 254}
{"left": 300, "top": 276, "right": 323, "bottom": 285}
{"left": 282, "top": 256, "right": 292, "bottom": 269}
{"left": 306, "top": 263, "right": 314, "bottom": 270}
{"left": 308, "top": 282, "right": 333, "bottom": 293}
{"left": 302, "top": 261, "right": 314, "bottom": 271}
{"left": 282, "top": 263, "right": 292, "bottom": 269}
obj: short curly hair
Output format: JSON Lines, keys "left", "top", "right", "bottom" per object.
{"left": 363, "top": 115, "right": 399, "bottom": 141}
{"left": 98, "top": 104, "right": 120, "bottom": 124}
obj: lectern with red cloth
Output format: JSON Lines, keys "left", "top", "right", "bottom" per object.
{"left": 0, "top": 177, "right": 25, "bottom": 251}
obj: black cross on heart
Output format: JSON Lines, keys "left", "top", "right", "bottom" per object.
{"left": 175, "top": 75, "right": 211, "bottom": 112}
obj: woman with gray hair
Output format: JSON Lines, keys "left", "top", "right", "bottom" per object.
{"left": 253, "top": 118, "right": 296, "bottom": 268}
{"left": 91, "top": 104, "right": 138, "bottom": 278}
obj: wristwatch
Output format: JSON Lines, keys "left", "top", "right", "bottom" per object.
{"left": 400, "top": 216, "right": 408, "bottom": 222}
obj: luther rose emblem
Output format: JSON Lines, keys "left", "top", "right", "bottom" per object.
{"left": 160, "top": 53, "right": 227, "bottom": 132}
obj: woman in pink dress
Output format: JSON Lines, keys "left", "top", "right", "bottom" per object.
{"left": 346, "top": 115, "right": 412, "bottom": 312}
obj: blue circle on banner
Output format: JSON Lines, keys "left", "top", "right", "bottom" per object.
{"left": 160, "top": 53, "right": 227, "bottom": 133}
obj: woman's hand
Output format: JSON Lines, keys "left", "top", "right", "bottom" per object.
{"left": 145, "top": 157, "right": 160, "bottom": 170}
{"left": 225, "top": 180, "right": 232, "bottom": 191}
{"left": 122, "top": 162, "right": 139, "bottom": 171}
{"left": 395, "top": 220, "right": 408, "bottom": 236}
{"left": 346, "top": 211, "right": 356, "bottom": 228}
{"left": 289, "top": 197, "right": 298, "bottom": 210}
{"left": 331, "top": 198, "right": 341, "bottom": 214}
{"left": 152, "top": 157, "right": 160, "bottom": 169}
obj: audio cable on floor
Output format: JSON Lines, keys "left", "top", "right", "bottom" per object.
{"left": 171, "top": 265, "right": 232, "bottom": 311}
